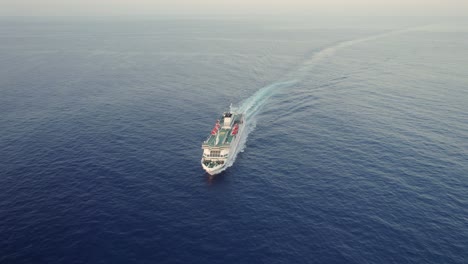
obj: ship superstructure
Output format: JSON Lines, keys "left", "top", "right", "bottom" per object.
{"left": 201, "top": 111, "right": 244, "bottom": 175}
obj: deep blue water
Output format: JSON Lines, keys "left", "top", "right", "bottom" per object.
{"left": 1, "top": 17, "right": 468, "bottom": 263}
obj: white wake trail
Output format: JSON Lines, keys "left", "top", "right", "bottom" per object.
{"left": 216, "top": 80, "right": 297, "bottom": 174}
{"left": 293, "top": 27, "right": 416, "bottom": 78}
{"left": 222, "top": 27, "right": 420, "bottom": 171}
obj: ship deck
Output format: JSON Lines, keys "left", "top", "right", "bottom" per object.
{"left": 202, "top": 114, "right": 241, "bottom": 148}
{"left": 204, "top": 129, "right": 235, "bottom": 147}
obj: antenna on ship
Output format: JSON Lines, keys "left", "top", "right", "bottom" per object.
{"left": 230, "top": 103, "right": 233, "bottom": 113}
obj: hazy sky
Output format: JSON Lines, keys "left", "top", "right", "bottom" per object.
{"left": 1, "top": 0, "right": 467, "bottom": 16}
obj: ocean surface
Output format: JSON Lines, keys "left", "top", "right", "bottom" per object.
{"left": 1, "top": 16, "right": 468, "bottom": 263}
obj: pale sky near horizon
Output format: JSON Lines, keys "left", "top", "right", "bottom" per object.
{"left": 1, "top": 0, "right": 467, "bottom": 16}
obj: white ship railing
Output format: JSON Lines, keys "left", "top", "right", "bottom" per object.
{"left": 203, "top": 154, "right": 228, "bottom": 158}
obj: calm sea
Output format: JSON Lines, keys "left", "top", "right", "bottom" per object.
{"left": 1, "top": 16, "right": 468, "bottom": 263}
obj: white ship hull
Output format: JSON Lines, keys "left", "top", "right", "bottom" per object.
{"left": 201, "top": 126, "right": 243, "bottom": 175}
{"left": 201, "top": 112, "right": 244, "bottom": 175}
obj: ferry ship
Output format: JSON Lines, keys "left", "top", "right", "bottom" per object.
{"left": 201, "top": 111, "right": 244, "bottom": 175}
